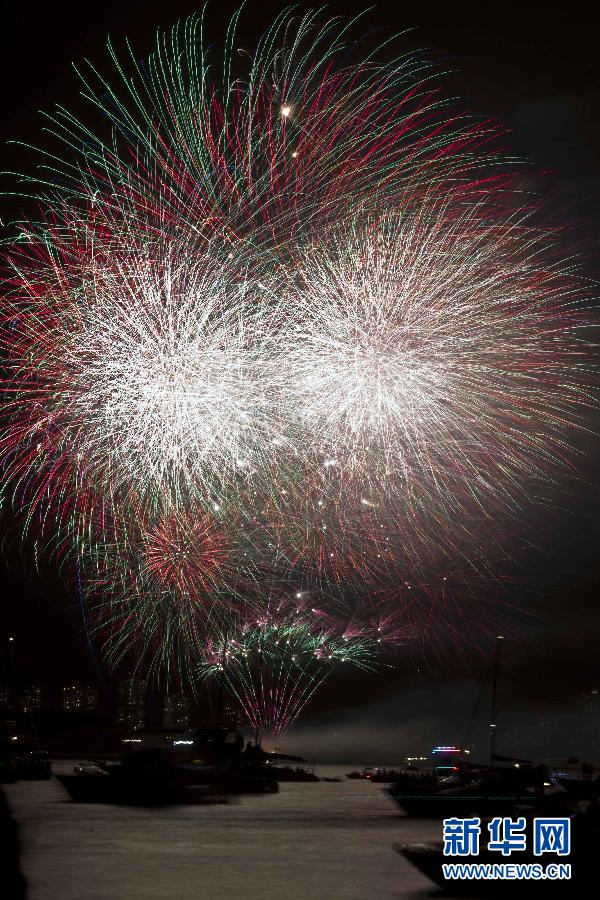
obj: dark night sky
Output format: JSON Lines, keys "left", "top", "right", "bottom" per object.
{"left": 1, "top": 1, "right": 599, "bottom": 758}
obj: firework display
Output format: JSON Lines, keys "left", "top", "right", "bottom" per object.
{"left": 82, "top": 495, "right": 261, "bottom": 678}
{"left": 0, "top": 6, "right": 596, "bottom": 733}
{"left": 0, "top": 6, "right": 516, "bottom": 544}
{"left": 30, "top": 7, "right": 510, "bottom": 248}
{"left": 282, "top": 206, "right": 593, "bottom": 516}
{"left": 0, "top": 220, "right": 282, "bottom": 538}
{"left": 198, "top": 594, "right": 406, "bottom": 736}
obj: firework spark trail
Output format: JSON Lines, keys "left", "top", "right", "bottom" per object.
{"left": 1, "top": 220, "right": 292, "bottom": 545}
{"left": 2, "top": 173, "right": 593, "bottom": 563}
{"left": 83, "top": 496, "right": 515, "bottom": 729}
{"left": 280, "top": 203, "right": 596, "bottom": 521}
{"left": 197, "top": 595, "right": 396, "bottom": 735}
{"left": 2, "top": 7, "right": 577, "bottom": 554}
{"left": 82, "top": 497, "right": 260, "bottom": 678}
{"left": 26, "top": 7, "right": 511, "bottom": 250}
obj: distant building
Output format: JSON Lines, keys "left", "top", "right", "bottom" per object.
{"left": 581, "top": 688, "right": 600, "bottom": 748}
{"left": 162, "top": 692, "right": 191, "bottom": 729}
{"left": 62, "top": 683, "right": 98, "bottom": 712}
{"left": 222, "top": 701, "right": 244, "bottom": 728}
{"left": 503, "top": 730, "right": 523, "bottom": 756}
{"left": 117, "top": 678, "right": 147, "bottom": 730}
{"left": 582, "top": 688, "right": 599, "bottom": 718}
{"left": 20, "top": 685, "right": 42, "bottom": 713}
{"left": 0, "top": 686, "right": 9, "bottom": 705}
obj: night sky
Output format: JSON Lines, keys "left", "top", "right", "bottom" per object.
{"left": 1, "top": 1, "right": 599, "bottom": 761}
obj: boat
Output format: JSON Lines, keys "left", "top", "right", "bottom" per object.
{"left": 57, "top": 728, "right": 279, "bottom": 804}
{"left": 367, "top": 768, "right": 405, "bottom": 783}
{"left": 57, "top": 764, "right": 200, "bottom": 806}
{"left": 14, "top": 750, "right": 52, "bottom": 780}
{"left": 387, "top": 766, "right": 573, "bottom": 818}
{"left": 346, "top": 767, "right": 407, "bottom": 783}
{"left": 387, "top": 636, "right": 549, "bottom": 818}
{"left": 396, "top": 841, "right": 568, "bottom": 896}
{"left": 395, "top": 802, "right": 598, "bottom": 894}
{"left": 346, "top": 768, "right": 381, "bottom": 780}
{"left": 58, "top": 751, "right": 278, "bottom": 803}
{"left": 556, "top": 774, "right": 600, "bottom": 801}
{"left": 266, "top": 765, "right": 319, "bottom": 782}
{"left": 261, "top": 751, "right": 320, "bottom": 782}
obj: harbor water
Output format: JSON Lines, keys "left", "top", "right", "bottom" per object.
{"left": 5, "top": 763, "right": 440, "bottom": 899}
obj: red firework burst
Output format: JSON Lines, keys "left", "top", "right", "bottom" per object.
{"left": 143, "top": 510, "right": 229, "bottom": 598}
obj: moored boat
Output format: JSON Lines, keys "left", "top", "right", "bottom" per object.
{"left": 57, "top": 732, "right": 279, "bottom": 804}
{"left": 396, "top": 804, "right": 597, "bottom": 895}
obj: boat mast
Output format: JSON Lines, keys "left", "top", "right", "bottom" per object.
{"left": 489, "top": 635, "right": 504, "bottom": 766}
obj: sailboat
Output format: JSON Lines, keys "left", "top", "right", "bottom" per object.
{"left": 386, "top": 637, "right": 564, "bottom": 817}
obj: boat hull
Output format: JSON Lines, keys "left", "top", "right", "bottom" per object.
{"left": 396, "top": 842, "right": 580, "bottom": 895}
{"left": 57, "top": 766, "right": 278, "bottom": 805}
